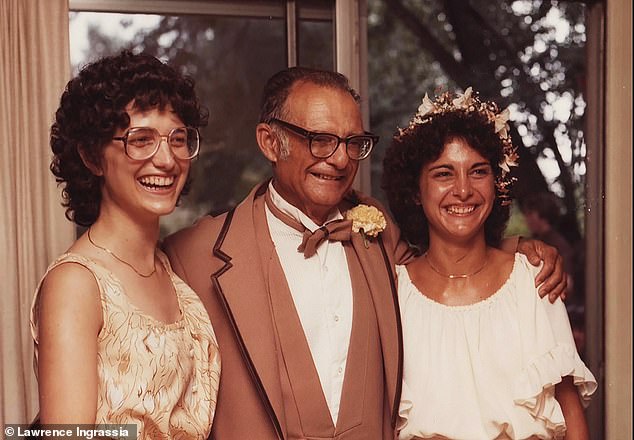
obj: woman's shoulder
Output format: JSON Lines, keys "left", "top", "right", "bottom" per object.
{"left": 503, "top": 252, "right": 567, "bottom": 315}
{"left": 40, "top": 253, "right": 103, "bottom": 292}
{"left": 39, "top": 252, "right": 111, "bottom": 294}
{"left": 396, "top": 258, "right": 430, "bottom": 306}
{"left": 483, "top": 249, "right": 540, "bottom": 290}
{"left": 32, "top": 253, "right": 103, "bottom": 338}
{"left": 507, "top": 251, "right": 545, "bottom": 290}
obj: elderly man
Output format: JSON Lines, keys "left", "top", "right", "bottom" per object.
{"left": 164, "top": 67, "right": 564, "bottom": 439}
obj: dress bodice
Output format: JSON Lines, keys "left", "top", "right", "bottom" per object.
{"left": 396, "top": 253, "right": 596, "bottom": 440}
{"left": 31, "top": 251, "right": 221, "bottom": 439}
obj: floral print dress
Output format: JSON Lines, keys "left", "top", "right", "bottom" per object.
{"left": 31, "top": 251, "right": 221, "bottom": 439}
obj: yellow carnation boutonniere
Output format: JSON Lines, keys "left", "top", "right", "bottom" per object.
{"left": 344, "top": 204, "right": 387, "bottom": 248}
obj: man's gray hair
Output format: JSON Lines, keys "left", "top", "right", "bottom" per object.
{"left": 259, "top": 66, "right": 360, "bottom": 124}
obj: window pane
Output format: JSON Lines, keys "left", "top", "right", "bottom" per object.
{"left": 295, "top": 0, "right": 335, "bottom": 69}
{"left": 299, "top": 20, "right": 334, "bottom": 70}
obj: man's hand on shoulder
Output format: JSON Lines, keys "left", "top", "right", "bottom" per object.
{"left": 517, "top": 237, "right": 567, "bottom": 303}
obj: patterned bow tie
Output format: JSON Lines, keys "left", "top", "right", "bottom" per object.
{"left": 265, "top": 190, "right": 352, "bottom": 258}
{"left": 297, "top": 220, "right": 352, "bottom": 258}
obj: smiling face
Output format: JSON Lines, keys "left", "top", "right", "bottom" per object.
{"left": 419, "top": 137, "right": 495, "bottom": 245}
{"left": 269, "top": 81, "right": 363, "bottom": 224}
{"left": 95, "top": 104, "right": 191, "bottom": 223}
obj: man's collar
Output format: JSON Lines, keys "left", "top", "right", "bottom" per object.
{"left": 267, "top": 181, "right": 343, "bottom": 232}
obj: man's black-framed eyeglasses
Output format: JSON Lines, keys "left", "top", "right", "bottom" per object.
{"left": 270, "top": 118, "right": 378, "bottom": 160}
{"left": 113, "top": 126, "right": 200, "bottom": 160}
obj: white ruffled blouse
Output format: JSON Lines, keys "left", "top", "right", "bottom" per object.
{"left": 397, "top": 253, "right": 596, "bottom": 440}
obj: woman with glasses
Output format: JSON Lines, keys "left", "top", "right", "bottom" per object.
{"left": 30, "top": 51, "right": 220, "bottom": 438}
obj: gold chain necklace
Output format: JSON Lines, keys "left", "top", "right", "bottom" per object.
{"left": 424, "top": 253, "right": 488, "bottom": 279}
{"left": 87, "top": 228, "right": 156, "bottom": 278}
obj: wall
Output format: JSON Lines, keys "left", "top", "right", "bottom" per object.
{"left": 605, "top": 0, "right": 633, "bottom": 437}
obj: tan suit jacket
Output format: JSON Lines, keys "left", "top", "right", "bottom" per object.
{"left": 163, "top": 181, "right": 411, "bottom": 439}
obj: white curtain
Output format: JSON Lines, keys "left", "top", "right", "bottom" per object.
{"left": 0, "top": 0, "right": 74, "bottom": 425}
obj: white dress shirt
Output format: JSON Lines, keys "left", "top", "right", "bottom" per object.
{"left": 265, "top": 183, "right": 354, "bottom": 425}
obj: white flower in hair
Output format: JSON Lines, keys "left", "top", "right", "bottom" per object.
{"left": 416, "top": 93, "right": 436, "bottom": 120}
{"left": 452, "top": 86, "right": 474, "bottom": 108}
{"left": 500, "top": 150, "right": 519, "bottom": 173}
{"left": 494, "top": 107, "right": 511, "bottom": 139}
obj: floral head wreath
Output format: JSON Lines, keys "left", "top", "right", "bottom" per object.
{"left": 396, "top": 87, "right": 519, "bottom": 206}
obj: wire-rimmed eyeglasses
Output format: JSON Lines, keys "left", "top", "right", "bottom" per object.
{"left": 270, "top": 118, "right": 378, "bottom": 160}
{"left": 113, "top": 126, "right": 200, "bottom": 160}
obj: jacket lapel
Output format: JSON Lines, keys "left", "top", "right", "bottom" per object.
{"left": 348, "top": 223, "right": 403, "bottom": 429}
{"left": 211, "top": 183, "right": 287, "bottom": 439}
{"left": 266, "top": 251, "right": 336, "bottom": 435}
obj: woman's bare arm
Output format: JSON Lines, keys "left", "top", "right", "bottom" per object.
{"left": 556, "top": 376, "right": 589, "bottom": 440}
{"left": 36, "top": 263, "right": 102, "bottom": 424}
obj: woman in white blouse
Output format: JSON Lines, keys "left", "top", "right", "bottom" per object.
{"left": 382, "top": 88, "right": 596, "bottom": 439}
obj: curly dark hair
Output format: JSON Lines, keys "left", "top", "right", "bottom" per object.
{"left": 50, "top": 50, "right": 208, "bottom": 226}
{"left": 382, "top": 110, "right": 512, "bottom": 251}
